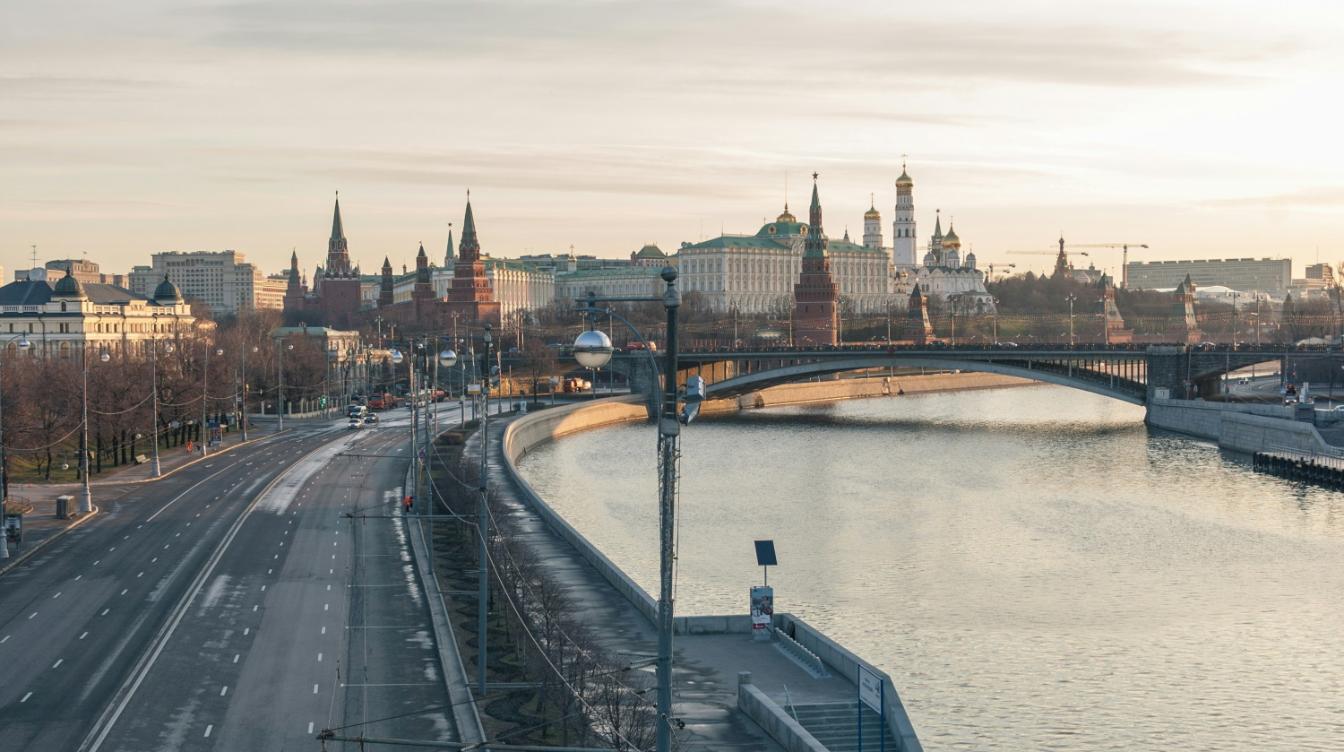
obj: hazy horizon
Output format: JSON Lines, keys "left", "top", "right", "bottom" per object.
{"left": 3, "top": 0, "right": 1341, "bottom": 280}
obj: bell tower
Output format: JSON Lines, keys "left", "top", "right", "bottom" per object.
{"left": 892, "top": 161, "right": 917, "bottom": 267}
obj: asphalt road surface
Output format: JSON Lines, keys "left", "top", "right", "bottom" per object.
{"left": 0, "top": 412, "right": 456, "bottom": 751}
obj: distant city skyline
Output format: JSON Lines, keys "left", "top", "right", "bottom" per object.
{"left": 3, "top": 0, "right": 1342, "bottom": 280}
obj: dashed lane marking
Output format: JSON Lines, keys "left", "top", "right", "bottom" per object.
{"left": 20, "top": 692, "right": 32, "bottom": 703}
{"left": 79, "top": 632, "right": 88, "bottom": 640}
{"left": 203, "top": 724, "right": 213, "bottom": 738}
{"left": 52, "top": 658, "right": 63, "bottom": 669}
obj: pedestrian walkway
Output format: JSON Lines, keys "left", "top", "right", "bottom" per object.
{"left": 474, "top": 417, "right": 869, "bottom": 751}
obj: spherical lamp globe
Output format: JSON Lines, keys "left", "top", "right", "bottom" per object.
{"left": 573, "top": 330, "right": 613, "bottom": 369}
{"left": 439, "top": 349, "right": 458, "bottom": 368}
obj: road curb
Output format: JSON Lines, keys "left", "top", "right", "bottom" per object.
{"left": 0, "top": 505, "right": 100, "bottom": 578}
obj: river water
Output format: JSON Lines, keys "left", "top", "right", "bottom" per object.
{"left": 517, "top": 385, "right": 1344, "bottom": 751}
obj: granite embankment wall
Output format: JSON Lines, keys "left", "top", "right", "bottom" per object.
{"left": 1144, "top": 398, "right": 1338, "bottom": 455}
{"left": 707, "top": 371, "right": 1033, "bottom": 413}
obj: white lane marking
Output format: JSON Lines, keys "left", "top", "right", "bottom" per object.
{"left": 252, "top": 605, "right": 258, "bottom": 612}
{"left": 185, "top": 522, "right": 191, "bottom": 528}
{"left": 317, "top": 652, "right": 323, "bottom": 662}
{"left": 283, "top": 530, "right": 289, "bottom": 536}
{"left": 0, "top": 635, "right": 9, "bottom": 644}
{"left": 52, "top": 658, "right": 64, "bottom": 669}
{"left": 75, "top": 574, "right": 82, "bottom": 581}
{"left": 136, "top": 524, "right": 143, "bottom": 529}
{"left": 312, "top": 683, "right": 319, "bottom": 694}
{"left": 28, "top": 612, "right": 37, "bottom": 620}
{"left": 108, "top": 546, "right": 115, "bottom": 552}
{"left": 151, "top": 557, "right": 158, "bottom": 563}
{"left": 266, "top": 568, "right": 272, "bottom": 575}
{"left": 203, "top": 724, "right": 213, "bottom": 738}
{"left": 219, "top": 685, "right": 228, "bottom": 697}
{"left": 320, "top": 626, "right": 326, "bottom": 635}
{"left": 100, "top": 608, "right": 109, "bottom": 616}
{"left": 243, "top": 627, "right": 250, "bottom": 636}
{"left": 233, "top": 654, "right": 239, "bottom": 663}
{"left": 308, "top": 721, "right": 314, "bottom": 734}
{"left": 279, "top": 542, "right": 284, "bottom": 547}
{"left": 123, "top": 535, "right": 129, "bottom": 540}
{"left": 20, "top": 691, "right": 32, "bottom": 703}
{"left": 260, "top": 585, "right": 266, "bottom": 592}
{"left": 174, "top": 532, "right": 181, "bottom": 538}
{"left": 323, "top": 603, "right": 329, "bottom": 612}
{"left": 93, "top": 560, "right": 100, "bottom": 566}
{"left": 326, "top": 584, "right": 331, "bottom": 591}
{"left": 331, "top": 554, "right": 335, "bottom": 560}
{"left": 273, "top": 554, "right": 279, "bottom": 560}
{"left": 52, "top": 592, "right": 62, "bottom": 599}
{"left": 136, "top": 572, "right": 144, "bottom": 579}
{"left": 79, "top": 632, "right": 89, "bottom": 640}
{"left": 120, "top": 589, "right": 127, "bottom": 596}
{"left": 328, "top": 569, "right": 333, "bottom": 575}
{"left": 332, "top": 541, "right": 336, "bottom": 547}
{"left": 162, "top": 544, "right": 169, "bottom": 550}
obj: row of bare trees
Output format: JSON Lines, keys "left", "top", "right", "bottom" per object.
{"left": 0, "top": 313, "right": 379, "bottom": 483}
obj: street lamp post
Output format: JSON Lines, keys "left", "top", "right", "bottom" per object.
{"left": 477, "top": 323, "right": 493, "bottom": 695}
{"left": 241, "top": 345, "right": 257, "bottom": 442}
{"left": 1066, "top": 293, "right": 1078, "bottom": 347}
{"left": 277, "top": 341, "right": 292, "bottom": 431}
{"left": 0, "top": 334, "right": 33, "bottom": 560}
{"left": 573, "top": 268, "right": 691, "bottom": 752}
{"left": 149, "top": 340, "right": 174, "bottom": 477}
{"left": 79, "top": 347, "right": 111, "bottom": 515}
{"left": 202, "top": 343, "right": 223, "bottom": 457}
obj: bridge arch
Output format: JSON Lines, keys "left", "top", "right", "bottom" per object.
{"left": 701, "top": 356, "right": 1147, "bottom": 405}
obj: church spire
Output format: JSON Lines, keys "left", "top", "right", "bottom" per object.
{"left": 444, "top": 224, "right": 455, "bottom": 266}
{"left": 803, "top": 172, "right": 827, "bottom": 259}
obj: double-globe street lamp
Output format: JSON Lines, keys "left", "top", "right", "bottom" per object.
{"left": 570, "top": 268, "right": 706, "bottom": 752}
{"left": 148, "top": 339, "right": 177, "bottom": 478}
{"left": 277, "top": 341, "right": 293, "bottom": 431}
{"left": 0, "top": 334, "right": 33, "bottom": 560}
{"left": 201, "top": 343, "right": 224, "bottom": 457}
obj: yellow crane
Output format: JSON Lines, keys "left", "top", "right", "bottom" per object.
{"left": 1067, "top": 243, "right": 1149, "bottom": 288}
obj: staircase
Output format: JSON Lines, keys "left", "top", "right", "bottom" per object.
{"left": 788, "top": 702, "right": 900, "bottom": 752}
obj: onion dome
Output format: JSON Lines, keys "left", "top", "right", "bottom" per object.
{"left": 153, "top": 274, "right": 183, "bottom": 303}
{"left": 776, "top": 204, "right": 797, "bottom": 223}
{"left": 51, "top": 269, "right": 84, "bottom": 298}
{"left": 896, "top": 167, "right": 913, "bottom": 187}
{"left": 864, "top": 202, "right": 881, "bottom": 220}
{"left": 943, "top": 222, "right": 961, "bottom": 248}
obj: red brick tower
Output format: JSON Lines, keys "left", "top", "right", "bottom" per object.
{"left": 318, "top": 194, "right": 364, "bottom": 328}
{"left": 792, "top": 174, "right": 840, "bottom": 346}
{"left": 378, "top": 256, "right": 395, "bottom": 308}
{"left": 1168, "top": 274, "right": 1202, "bottom": 344}
{"left": 282, "top": 249, "right": 307, "bottom": 313}
{"left": 445, "top": 194, "right": 501, "bottom": 327}
{"left": 904, "top": 283, "right": 934, "bottom": 345}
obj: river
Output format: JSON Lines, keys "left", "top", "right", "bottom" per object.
{"left": 516, "top": 385, "right": 1344, "bottom": 751}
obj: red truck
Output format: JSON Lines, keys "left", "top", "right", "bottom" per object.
{"left": 368, "top": 392, "right": 399, "bottom": 410}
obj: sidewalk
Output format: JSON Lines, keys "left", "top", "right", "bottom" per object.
{"left": 475, "top": 417, "right": 862, "bottom": 751}
{"left": 1, "top": 425, "right": 275, "bottom": 575}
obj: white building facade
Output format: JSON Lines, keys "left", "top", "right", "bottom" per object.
{"left": 129, "top": 250, "right": 282, "bottom": 315}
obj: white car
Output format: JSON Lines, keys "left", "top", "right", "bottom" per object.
{"left": 347, "top": 418, "right": 363, "bottom": 430}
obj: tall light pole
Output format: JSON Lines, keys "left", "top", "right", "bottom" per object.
{"left": 277, "top": 341, "right": 292, "bottom": 431}
{"left": 149, "top": 340, "right": 174, "bottom": 477}
{"left": 79, "top": 347, "right": 110, "bottom": 515}
{"left": 573, "top": 267, "right": 687, "bottom": 752}
{"left": 240, "top": 345, "right": 257, "bottom": 441}
{"left": 1066, "top": 293, "right": 1078, "bottom": 347}
{"left": 477, "top": 322, "right": 493, "bottom": 695}
{"left": 201, "top": 343, "right": 223, "bottom": 457}
{"left": 0, "top": 334, "right": 33, "bottom": 560}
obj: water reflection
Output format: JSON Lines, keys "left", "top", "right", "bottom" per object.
{"left": 519, "top": 385, "right": 1344, "bottom": 751}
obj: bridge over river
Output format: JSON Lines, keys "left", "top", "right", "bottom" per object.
{"left": 614, "top": 344, "right": 1303, "bottom": 407}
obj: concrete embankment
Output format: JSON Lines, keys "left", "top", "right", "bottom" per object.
{"left": 1145, "top": 398, "right": 1339, "bottom": 455}
{"left": 501, "top": 398, "right": 924, "bottom": 751}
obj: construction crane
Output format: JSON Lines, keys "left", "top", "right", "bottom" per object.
{"left": 1067, "top": 243, "right": 1149, "bottom": 288}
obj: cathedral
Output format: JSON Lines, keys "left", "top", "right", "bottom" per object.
{"left": 882, "top": 165, "right": 996, "bottom": 315}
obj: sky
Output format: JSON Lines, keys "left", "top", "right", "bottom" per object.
{"left": 2, "top": 0, "right": 1342, "bottom": 280}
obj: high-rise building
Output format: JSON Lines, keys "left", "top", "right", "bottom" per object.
{"left": 129, "top": 250, "right": 280, "bottom": 315}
